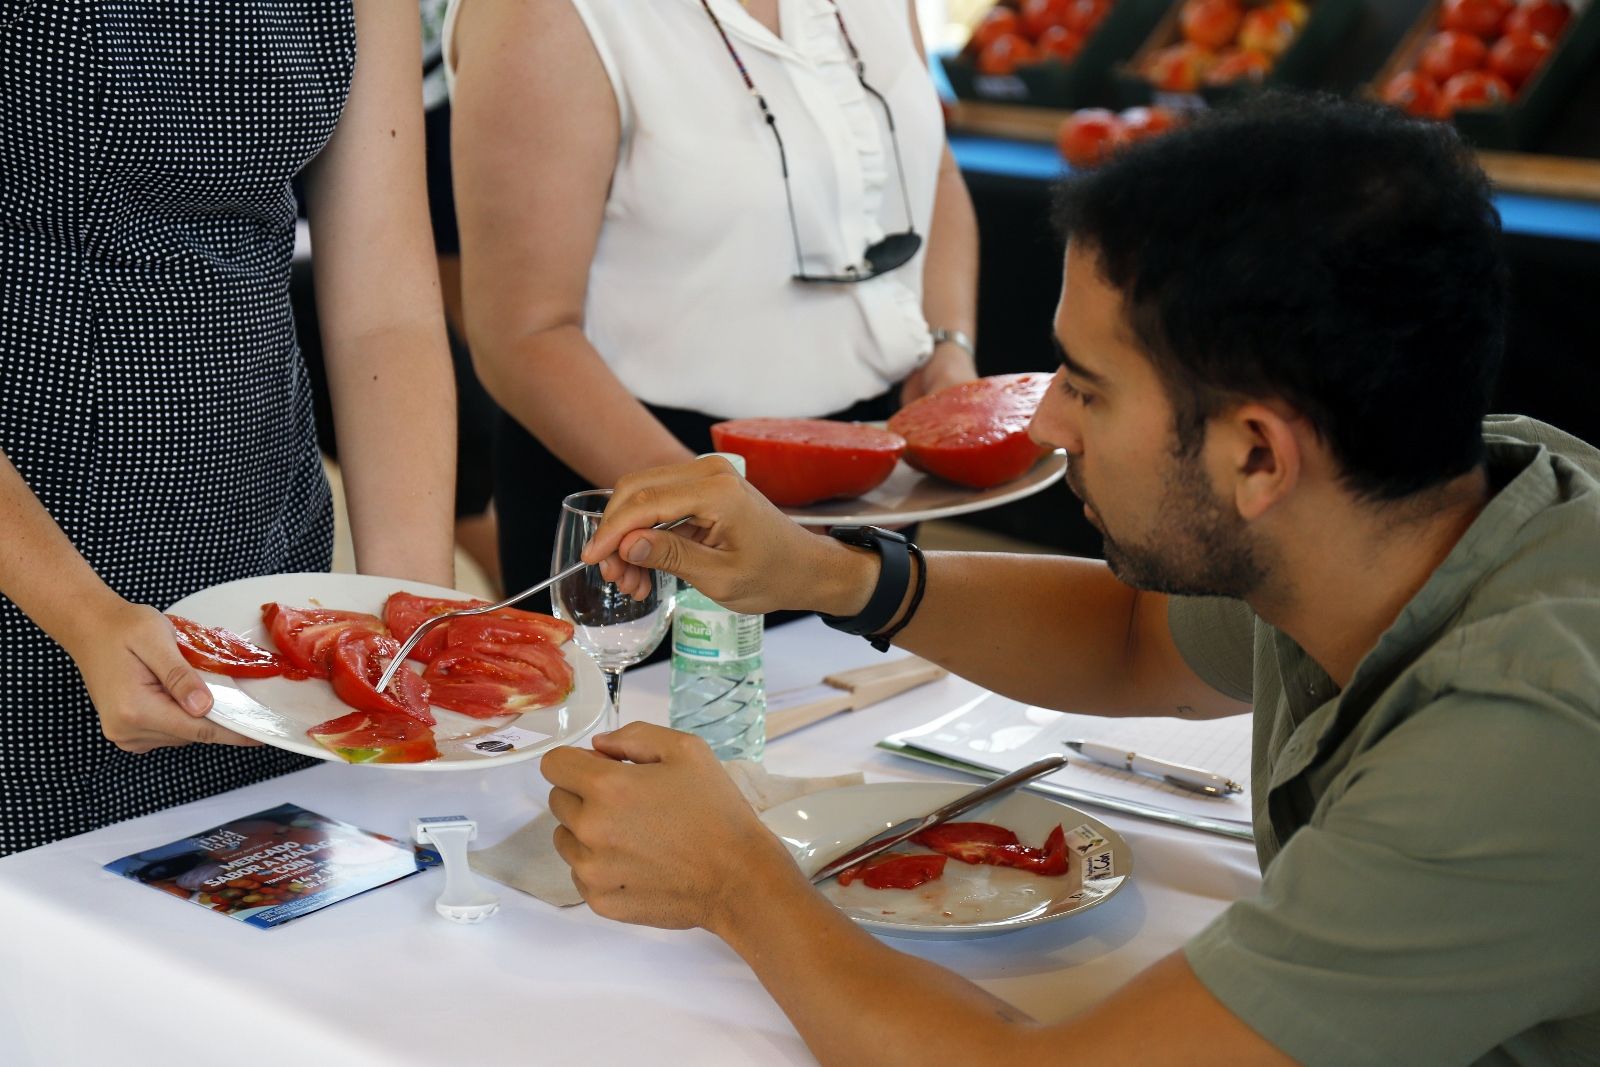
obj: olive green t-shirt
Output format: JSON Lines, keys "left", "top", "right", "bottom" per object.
{"left": 1172, "top": 416, "right": 1600, "bottom": 1066}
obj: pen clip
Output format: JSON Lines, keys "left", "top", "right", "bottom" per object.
{"left": 1162, "top": 774, "right": 1225, "bottom": 798}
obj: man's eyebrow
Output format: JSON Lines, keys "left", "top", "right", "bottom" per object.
{"left": 1052, "top": 336, "right": 1108, "bottom": 388}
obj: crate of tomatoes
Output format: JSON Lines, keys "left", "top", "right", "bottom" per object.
{"left": 1373, "top": 0, "right": 1597, "bottom": 150}
{"left": 1114, "top": 0, "right": 1362, "bottom": 106}
{"left": 939, "top": 0, "right": 1171, "bottom": 108}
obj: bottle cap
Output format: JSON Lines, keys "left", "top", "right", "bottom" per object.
{"left": 699, "top": 452, "right": 747, "bottom": 478}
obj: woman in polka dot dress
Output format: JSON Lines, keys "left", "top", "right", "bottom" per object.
{"left": 0, "top": 1, "right": 458, "bottom": 856}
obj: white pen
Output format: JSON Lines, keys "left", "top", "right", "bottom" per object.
{"left": 1064, "top": 741, "right": 1243, "bottom": 797}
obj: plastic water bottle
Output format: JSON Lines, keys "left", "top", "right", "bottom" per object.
{"left": 667, "top": 453, "right": 765, "bottom": 761}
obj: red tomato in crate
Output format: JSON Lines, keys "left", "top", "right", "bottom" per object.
{"left": 1063, "top": 0, "right": 1112, "bottom": 34}
{"left": 1267, "top": 0, "right": 1310, "bottom": 29}
{"left": 328, "top": 630, "right": 435, "bottom": 725}
{"left": 261, "top": 603, "right": 386, "bottom": 679}
{"left": 836, "top": 853, "right": 948, "bottom": 890}
{"left": 971, "top": 6, "right": 1022, "bottom": 51}
{"left": 1144, "top": 42, "right": 1216, "bottom": 92}
{"left": 1488, "top": 30, "right": 1554, "bottom": 90}
{"left": 308, "top": 710, "right": 440, "bottom": 765}
{"left": 1506, "top": 0, "right": 1572, "bottom": 40}
{"left": 1036, "top": 24, "right": 1086, "bottom": 61}
{"left": 977, "top": 32, "right": 1038, "bottom": 74}
{"left": 1238, "top": 5, "right": 1299, "bottom": 55}
{"left": 1205, "top": 48, "right": 1273, "bottom": 85}
{"left": 1119, "top": 105, "right": 1182, "bottom": 142}
{"left": 1056, "top": 108, "right": 1125, "bottom": 167}
{"left": 708, "top": 418, "right": 906, "bottom": 507}
{"left": 1441, "top": 69, "right": 1514, "bottom": 112}
{"left": 1021, "top": 0, "right": 1073, "bottom": 39}
{"left": 168, "top": 614, "right": 294, "bottom": 678}
{"left": 1440, "top": 0, "right": 1514, "bottom": 39}
{"left": 887, "top": 373, "right": 1054, "bottom": 490}
{"left": 1381, "top": 71, "right": 1445, "bottom": 118}
{"left": 1179, "top": 0, "right": 1244, "bottom": 50}
{"left": 1419, "top": 30, "right": 1489, "bottom": 83}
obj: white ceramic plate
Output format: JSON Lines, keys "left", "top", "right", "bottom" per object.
{"left": 165, "top": 573, "right": 609, "bottom": 771}
{"left": 780, "top": 450, "right": 1068, "bottom": 527}
{"left": 761, "top": 781, "right": 1130, "bottom": 940}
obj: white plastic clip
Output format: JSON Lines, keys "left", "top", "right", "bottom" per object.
{"left": 413, "top": 816, "right": 499, "bottom": 924}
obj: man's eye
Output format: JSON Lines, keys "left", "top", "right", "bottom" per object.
{"left": 1059, "top": 378, "right": 1094, "bottom": 406}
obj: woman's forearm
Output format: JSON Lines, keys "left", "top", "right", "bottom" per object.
{"left": 921, "top": 144, "right": 980, "bottom": 345}
{"left": 0, "top": 448, "right": 122, "bottom": 650}
{"left": 471, "top": 323, "right": 696, "bottom": 489}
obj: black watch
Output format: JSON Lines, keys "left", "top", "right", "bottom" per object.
{"left": 818, "top": 526, "right": 911, "bottom": 640}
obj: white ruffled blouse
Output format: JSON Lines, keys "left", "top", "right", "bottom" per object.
{"left": 444, "top": 0, "right": 943, "bottom": 419}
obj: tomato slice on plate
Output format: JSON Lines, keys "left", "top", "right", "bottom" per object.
{"left": 423, "top": 639, "right": 575, "bottom": 719}
{"left": 261, "top": 603, "right": 386, "bottom": 679}
{"left": 913, "top": 821, "right": 1070, "bottom": 877}
{"left": 384, "top": 593, "right": 574, "bottom": 663}
{"left": 307, "top": 709, "right": 439, "bottom": 764}
{"left": 837, "top": 852, "right": 948, "bottom": 889}
{"left": 887, "top": 373, "right": 1053, "bottom": 489}
{"left": 328, "top": 630, "right": 435, "bottom": 725}
{"left": 709, "top": 418, "right": 906, "bottom": 507}
{"left": 168, "top": 614, "right": 297, "bottom": 679}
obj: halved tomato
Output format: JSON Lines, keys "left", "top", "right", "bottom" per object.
{"left": 328, "top": 630, "right": 435, "bottom": 725}
{"left": 887, "top": 373, "right": 1053, "bottom": 489}
{"left": 168, "top": 614, "right": 298, "bottom": 679}
{"left": 422, "top": 641, "right": 575, "bottom": 719}
{"left": 307, "top": 710, "right": 439, "bottom": 764}
{"left": 261, "top": 603, "right": 386, "bottom": 679}
{"left": 709, "top": 418, "right": 906, "bottom": 507}
{"left": 837, "top": 852, "right": 947, "bottom": 889}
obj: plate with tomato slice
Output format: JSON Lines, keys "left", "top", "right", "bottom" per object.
{"left": 762, "top": 781, "right": 1130, "bottom": 940}
{"left": 779, "top": 447, "right": 1067, "bottom": 527}
{"left": 166, "top": 573, "right": 610, "bottom": 771}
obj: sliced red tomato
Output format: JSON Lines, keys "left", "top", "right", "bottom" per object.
{"left": 384, "top": 593, "right": 575, "bottom": 663}
{"left": 261, "top": 603, "right": 385, "bottom": 679}
{"left": 837, "top": 852, "right": 948, "bottom": 890}
{"left": 913, "top": 821, "right": 1071, "bottom": 877}
{"left": 328, "top": 630, "right": 435, "bottom": 725}
{"left": 423, "top": 641, "right": 575, "bottom": 719}
{"left": 307, "top": 709, "right": 439, "bottom": 764}
{"left": 709, "top": 418, "right": 906, "bottom": 507}
{"left": 911, "top": 822, "right": 1022, "bottom": 864}
{"left": 887, "top": 373, "right": 1053, "bottom": 489}
{"left": 168, "top": 614, "right": 299, "bottom": 679}
{"left": 443, "top": 610, "right": 574, "bottom": 649}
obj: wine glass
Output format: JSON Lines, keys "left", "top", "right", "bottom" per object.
{"left": 551, "top": 489, "right": 676, "bottom": 732}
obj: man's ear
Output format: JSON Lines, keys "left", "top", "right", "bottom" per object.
{"left": 1209, "top": 403, "right": 1302, "bottom": 522}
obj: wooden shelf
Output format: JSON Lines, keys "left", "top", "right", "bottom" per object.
{"left": 947, "top": 101, "right": 1600, "bottom": 203}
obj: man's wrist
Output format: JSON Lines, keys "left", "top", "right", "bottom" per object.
{"left": 814, "top": 540, "right": 881, "bottom": 619}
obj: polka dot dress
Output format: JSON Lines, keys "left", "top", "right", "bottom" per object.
{"left": 0, "top": 2, "right": 357, "bottom": 856}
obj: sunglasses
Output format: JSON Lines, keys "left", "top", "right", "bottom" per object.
{"left": 697, "top": 0, "right": 923, "bottom": 284}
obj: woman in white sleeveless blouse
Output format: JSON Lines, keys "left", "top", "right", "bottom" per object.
{"left": 445, "top": 0, "right": 979, "bottom": 592}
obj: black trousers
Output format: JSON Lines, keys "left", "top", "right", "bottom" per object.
{"left": 492, "top": 391, "right": 904, "bottom": 639}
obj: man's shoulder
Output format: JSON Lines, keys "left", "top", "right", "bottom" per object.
{"left": 1483, "top": 413, "right": 1600, "bottom": 485}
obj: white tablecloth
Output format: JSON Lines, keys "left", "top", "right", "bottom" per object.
{"left": 0, "top": 618, "right": 1262, "bottom": 1066}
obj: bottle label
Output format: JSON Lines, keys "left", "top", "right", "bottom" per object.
{"left": 673, "top": 605, "right": 762, "bottom": 663}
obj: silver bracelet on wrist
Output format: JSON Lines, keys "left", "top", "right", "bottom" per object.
{"left": 929, "top": 327, "right": 975, "bottom": 361}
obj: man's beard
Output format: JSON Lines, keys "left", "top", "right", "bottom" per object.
{"left": 1073, "top": 450, "right": 1265, "bottom": 600}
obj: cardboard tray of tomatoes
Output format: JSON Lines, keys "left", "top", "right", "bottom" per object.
{"left": 939, "top": 0, "right": 1172, "bottom": 109}
{"left": 1369, "top": 0, "right": 1598, "bottom": 150}
{"left": 1112, "top": 0, "right": 1363, "bottom": 107}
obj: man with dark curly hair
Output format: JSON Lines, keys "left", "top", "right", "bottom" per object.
{"left": 546, "top": 95, "right": 1600, "bottom": 1066}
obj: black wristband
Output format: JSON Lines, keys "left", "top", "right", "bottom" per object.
{"left": 870, "top": 541, "right": 926, "bottom": 652}
{"left": 818, "top": 526, "right": 911, "bottom": 640}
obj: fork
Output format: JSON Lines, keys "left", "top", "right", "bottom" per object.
{"left": 374, "top": 514, "right": 694, "bottom": 693}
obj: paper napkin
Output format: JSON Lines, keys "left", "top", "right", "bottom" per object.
{"left": 469, "top": 761, "right": 865, "bottom": 907}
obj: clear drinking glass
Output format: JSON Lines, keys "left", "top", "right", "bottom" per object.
{"left": 551, "top": 489, "right": 675, "bottom": 732}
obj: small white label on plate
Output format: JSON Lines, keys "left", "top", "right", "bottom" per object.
{"left": 1084, "top": 850, "right": 1115, "bottom": 881}
{"left": 463, "top": 726, "right": 552, "bottom": 756}
{"left": 1065, "top": 823, "right": 1107, "bottom": 855}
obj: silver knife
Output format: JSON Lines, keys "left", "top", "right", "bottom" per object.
{"left": 808, "top": 754, "right": 1069, "bottom": 885}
